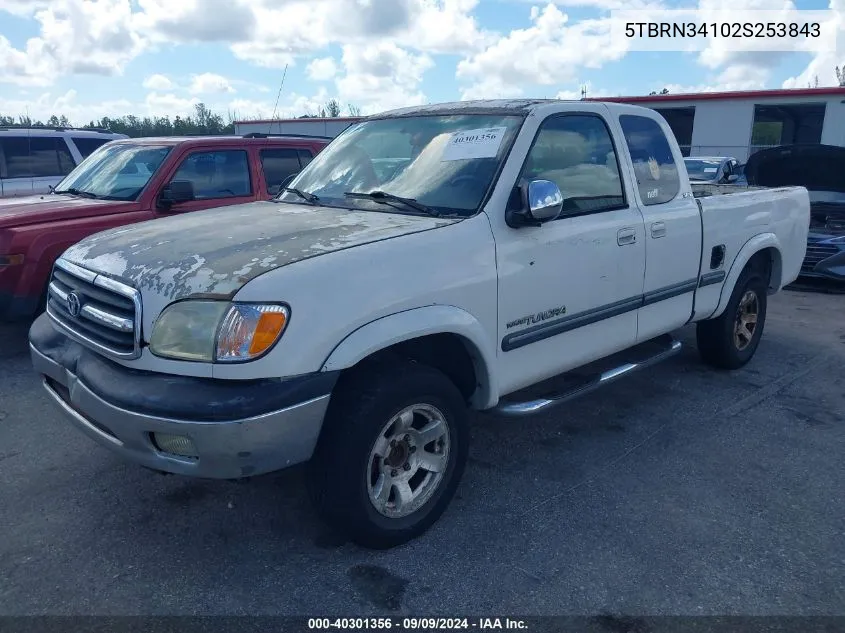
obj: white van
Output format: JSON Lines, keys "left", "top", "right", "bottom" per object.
{"left": 0, "top": 127, "right": 128, "bottom": 198}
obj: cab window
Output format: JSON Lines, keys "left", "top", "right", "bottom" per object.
{"left": 618, "top": 115, "right": 680, "bottom": 206}
{"left": 517, "top": 114, "right": 626, "bottom": 216}
{"left": 170, "top": 150, "right": 252, "bottom": 200}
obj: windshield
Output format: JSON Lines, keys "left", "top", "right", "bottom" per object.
{"left": 278, "top": 114, "right": 524, "bottom": 216}
{"left": 684, "top": 158, "right": 723, "bottom": 181}
{"left": 54, "top": 143, "right": 172, "bottom": 201}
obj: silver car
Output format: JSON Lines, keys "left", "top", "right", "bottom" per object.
{"left": 684, "top": 156, "right": 743, "bottom": 185}
{"left": 0, "top": 126, "right": 128, "bottom": 197}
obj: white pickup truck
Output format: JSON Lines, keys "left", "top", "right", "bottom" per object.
{"left": 29, "top": 99, "right": 810, "bottom": 549}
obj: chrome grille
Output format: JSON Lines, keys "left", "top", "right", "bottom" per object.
{"left": 46, "top": 258, "right": 141, "bottom": 359}
{"left": 801, "top": 243, "right": 840, "bottom": 273}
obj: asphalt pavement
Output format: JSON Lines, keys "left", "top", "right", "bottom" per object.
{"left": 1, "top": 289, "right": 843, "bottom": 616}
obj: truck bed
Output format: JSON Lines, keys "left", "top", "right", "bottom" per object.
{"left": 689, "top": 184, "right": 810, "bottom": 321}
{"left": 691, "top": 183, "right": 767, "bottom": 198}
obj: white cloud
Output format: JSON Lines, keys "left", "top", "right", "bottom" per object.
{"left": 142, "top": 73, "right": 173, "bottom": 90}
{"left": 134, "top": 0, "right": 256, "bottom": 43}
{"left": 0, "top": 89, "right": 133, "bottom": 123}
{"left": 188, "top": 72, "right": 236, "bottom": 95}
{"left": 0, "top": 0, "right": 146, "bottom": 86}
{"left": 0, "top": 0, "right": 49, "bottom": 16}
{"left": 335, "top": 42, "right": 433, "bottom": 114}
{"left": 782, "top": 0, "right": 845, "bottom": 88}
{"left": 144, "top": 91, "right": 200, "bottom": 117}
{"left": 457, "top": 4, "right": 629, "bottom": 97}
{"left": 230, "top": 0, "right": 491, "bottom": 69}
{"left": 460, "top": 76, "right": 524, "bottom": 101}
{"left": 307, "top": 57, "right": 338, "bottom": 81}
{"left": 0, "top": 35, "right": 53, "bottom": 86}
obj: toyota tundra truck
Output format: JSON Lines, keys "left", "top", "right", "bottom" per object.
{"left": 29, "top": 100, "right": 810, "bottom": 549}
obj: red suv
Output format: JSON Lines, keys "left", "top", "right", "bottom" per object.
{"left": 0, "top": 133, "right": 330, "bottom": 320}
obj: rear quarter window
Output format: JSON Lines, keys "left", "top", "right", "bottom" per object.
{"left": 0, "top": 136, "right": 75, "bottom": 178}
{"left": 618, "top": 114, "right": 680, "bottom": 206}
{"left": 72, "top": 137, "right": 112, "bottom": 158}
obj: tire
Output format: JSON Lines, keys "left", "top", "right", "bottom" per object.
{"left": 696, "top": 265, "right": 768, "bottom": 370}
{"left": 307, "top": 357, "right": 470, "bottom": 549}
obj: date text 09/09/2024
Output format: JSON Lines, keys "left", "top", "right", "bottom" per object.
{"left": 307, "top": 618, "right": 528, "bottom": 630}
{"left": 624, "top": 22, "right": 821, "bottom": 38}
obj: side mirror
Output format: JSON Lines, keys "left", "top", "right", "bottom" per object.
{"left": 528, "top": 179, "right": 564, "bottom": 221}
{"left": 726, "top": 174, "right": 739, "bottom": 183}
{"left": 159, "top": 179, "right": 195, "bottom": 208}
{"left": 506, "top": 179, "right": 563, "bottom": 228}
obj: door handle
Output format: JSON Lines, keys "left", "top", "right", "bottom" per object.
{"left": 617, "top": 227, "right": 637, "bottom": 246}
{"left": 651, "top": 221, "right": 667, "bottom": 238}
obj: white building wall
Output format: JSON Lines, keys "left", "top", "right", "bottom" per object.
{"left": 821, "top": 100, "right": 845, "bottom": 146}
{"left": 639, "top": 95, "right": 843, "bottom": 162}
{"left": 688, "top": 101, "right": 755, "bottom": 161}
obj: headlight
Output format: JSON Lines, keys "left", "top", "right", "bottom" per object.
{"left": 149, "top": 301, "right": 289, "bottom": 363}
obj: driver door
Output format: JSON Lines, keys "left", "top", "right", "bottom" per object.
{"left": 494, "top": 111, "right": 646, "bottom": 396}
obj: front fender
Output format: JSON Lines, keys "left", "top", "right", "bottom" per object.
{"left": 321, "top": 305, "right": 498, "bottom": 410}
{"left": 711, "top": 232, "right": 782, "bottom": 319}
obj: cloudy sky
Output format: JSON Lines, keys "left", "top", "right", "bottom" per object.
{"left": 0, "top": 0, "right": 842, "bottom": 124}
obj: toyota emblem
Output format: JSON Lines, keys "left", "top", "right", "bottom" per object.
{"left": 66, "top": 292, "right": 82, "bottom": 318}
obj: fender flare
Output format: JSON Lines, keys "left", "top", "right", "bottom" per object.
{"left": 321, "top": 305, "right": 499, "bottom": 410}
{"left": 710, "top": 232, "right": 782, "bottom": 319}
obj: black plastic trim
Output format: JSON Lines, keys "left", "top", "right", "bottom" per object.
{"left": 501, "top": 277, "right": 699, "bottom": 352}
{"left": 699, "top": 271, "right": 727, "bottom": 287}
{"left": 29, "top": 313, "right": 338, "bottom": 422}
{"left": 642, "top": 279, "right": 699, "bottom": 307}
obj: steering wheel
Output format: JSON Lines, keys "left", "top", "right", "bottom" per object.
{"left": 345, "top": 146, "right": 380, "bottom": 190}
{"left": 447, "top": 174, "right": 485, "bottom": 189}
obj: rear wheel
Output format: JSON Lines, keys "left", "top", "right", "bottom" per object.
{"left": 696, "top": 265, "right": 768, "bottom": 370}
{"left": 308, "top": 357, "right": 469, "bottom": 549}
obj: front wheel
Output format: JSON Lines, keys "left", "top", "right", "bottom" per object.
{"left": 696, "top": 266, "right": 768, "bottom": 370}
{"left": 308, "top": 358, "right": 469, "bottom": 549}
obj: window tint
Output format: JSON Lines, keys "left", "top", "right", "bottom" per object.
{"left": 518, "top": 114, "right": 625, "bottom": 216}
{"left": 0, "top": 136, "right": 75, "bottom": 178}
{"left": 72, "top": 137, "right": 111, "bottom": 158}
{"left": 260, "top": 148, "right": 302, "bottom": 196}
{"left": 618, "top": 115, "right": 680, "bottom": 206}
{"left": 298, "top": 149, "right": 313, "bottom": 167}
{"left": 170, "top": 150, "right": 252, "bottom": 200}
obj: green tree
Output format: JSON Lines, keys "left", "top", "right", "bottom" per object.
{"left": 1, "top": 99, "right": 358, "bottom": 136}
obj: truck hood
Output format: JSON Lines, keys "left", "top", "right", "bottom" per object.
{"left": 0, "top": 193, "right": 137, "bottom": 229}
{"left": 61, "top": 200, "right": 460, "bottom": 303}
{"left": 744, "top": 144, "right": 845, "bottom": 193}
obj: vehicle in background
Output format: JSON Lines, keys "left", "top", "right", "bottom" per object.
{"left": 0, "top": 126, "right": 129, "bottom": 198}
{"left": 683, "top": 156, "right": 743, "bottom": 185}
{"left": 745, "top": 143, "right": 845, "bottom": 282}
{"left": 0, "top": 133, "right": 330, "bottom": 320}
{"left": 29, "top": 99, "right": 810, "bottom": 548}
{"left": 733, "top": 162, "right": 748, "bottom": 186}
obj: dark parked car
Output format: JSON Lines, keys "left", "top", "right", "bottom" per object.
{"left": 745, "top": 144, "right": 845, "bottom": 282}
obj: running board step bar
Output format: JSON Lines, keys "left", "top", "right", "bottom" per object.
{"left": 492, "top": 336, "right": 683, "bottom": 417}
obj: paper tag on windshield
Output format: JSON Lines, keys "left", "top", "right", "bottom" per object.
{"left": 703, "top": 167, "right": 718, "bottom": 173}
{"left": 441, "top": 127, "right": 507, "bottom": 161}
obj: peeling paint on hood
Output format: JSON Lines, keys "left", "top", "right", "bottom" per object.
{"left": 61, "top": 201, "right": 460, "bottom": 304}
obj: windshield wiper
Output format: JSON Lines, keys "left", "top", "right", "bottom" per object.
{"left": 282, "top": 187, "right": 319, "bottom": 203}
{"left": 344, "top": 190, "right": 440, "bottom": 217}
{"left": 53, "top": 188, "right": 99, "bottom": 199}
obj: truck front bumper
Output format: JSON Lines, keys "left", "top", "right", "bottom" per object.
{"left": 28, "top": 313, "right": 338, "bottom": 479}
